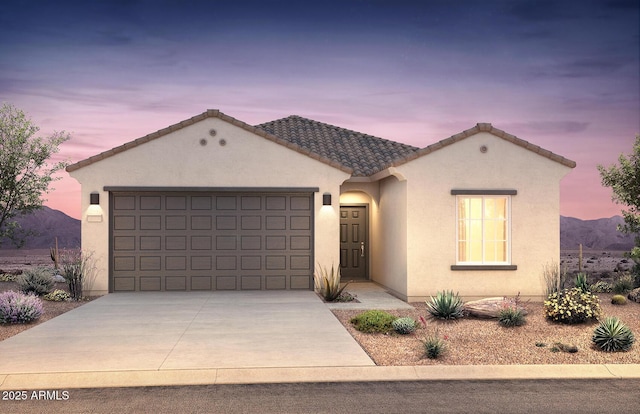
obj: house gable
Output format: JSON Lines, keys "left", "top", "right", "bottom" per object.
{"left": 388, "top": 123, "right": 576, "bottom": 170}
{"left": 66, "top": 110, "right": 352, "bottom": 175}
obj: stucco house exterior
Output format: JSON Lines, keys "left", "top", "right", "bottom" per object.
{"left": 67, "top": 110, "right": 575, "bottom": 301}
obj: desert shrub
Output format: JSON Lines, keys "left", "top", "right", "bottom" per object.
{"left": 350, "top": 310, "right": 396, "bottom": 333}
{"left": 498, "top": 306, "right": 526, "bottom": 327}
{"left": 314, "top": 264, "right": 350, "bottom": 302}
{"left": 543, "top": 288, "right": 602, "bottom": 324}
{"left": 426, "top": 290, "right": 465, "bottom": 320}
{"left": 590, "top": 280, "right": 612, "bottom": 293}
{"left": 422, "top": 332, "right": 446, "bottom": 359}
{"left": 43, "top": 289, "right": 71, "bottom": 302}
{"left": 612, "top": 274, "right": 634, "bottom": 294}
{"left": 0, "top": 291, "right": 44, "bottom": 324}
{"left": 392, "top": 317, "right": 417, "bottom": 334}
{"left": 592, "top": 317, "right": 635, "bottom": 352}
{"left": 543, "top": 261, "right": 567, "bottom": 295}
{"left": 16, "top": 267, "right": 54, "bottom": 296}
{"left": 611, "top": 294, "right": 627, "bottom": 305}
{"left": 628, "top": 287, "right": 640, "bottom": 303}
{"left": 575, "top": 272, "right": 589, "bottom": 293}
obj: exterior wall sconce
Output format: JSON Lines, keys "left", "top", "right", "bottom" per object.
{"left": 90, "top": 193, "right": 100, "bottom": 205}
{"left": 322, "top": 193, "right": 332, "bottom": 206}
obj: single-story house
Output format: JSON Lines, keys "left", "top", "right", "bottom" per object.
{"left": 67, "top": 110, "right": 575, "bottom": 301}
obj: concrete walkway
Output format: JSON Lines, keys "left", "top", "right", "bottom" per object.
{"left": 1, "top": 283, "right": 639, "bottom": 390}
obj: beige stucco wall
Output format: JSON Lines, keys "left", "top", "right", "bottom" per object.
{"left": 393, "top": 132, "right": 573, "bottom": 301}
{"left": 374, "top": 176, "right": 408, "bottom": 296}
{"left": 68, "top": 117, "right": 350, "bottom": 295}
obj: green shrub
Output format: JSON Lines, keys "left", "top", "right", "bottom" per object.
{"left": 422, "top": 332, "right": 446, "bottom": 359}
{"left": 392, "top": 317, "right": 417, "bottom": 334}
{"left": 498, "top": 306, "right": 526, "bottom": 327}
{"left": 0, "top": 291, "right": 43, "bottom": 324}
{"left": 612, "top": 274, "right": 634, "bottom": 294}
{"left": 350, "top": 310, "right": 396, "bottom": 333}
{"left": 16, "top": 267, "right": 54, "bottom": 296}
{"left": 43, "top": 289, "right": 71, "bottom": 302}
{"left": 611, "top": 294, "right": 627, "bottom": 305}
{"left": 543, "top": 288, "right": 602, "bottom": 324}
{"left": 314, "top": 264, "right": 350, "bottom": 302}
{"left": 592, "top": 317, "right": 635, "bottom": 352}
{"left": 426, "top": 290, "right": 465, "bottom": 320}
{"left": 575, "top": 272, "right": 589, "bottom": 293}
{"left": 590, "top": 280, "right": 612, "bottom": 293}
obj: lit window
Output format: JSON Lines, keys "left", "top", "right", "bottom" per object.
{"left": 457, "top": 196, "right": 510, "bottom": 264}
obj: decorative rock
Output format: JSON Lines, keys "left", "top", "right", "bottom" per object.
{"left": 53, "top": 274, "right": 65, "bottom": 283}
{"left": 616, "top": 261, "right": 634, "bottom": 272}
{"left": 628, "top": 287, "right": 640, "bottom": 303}
{"left": 463, "top": 297, "right": 528, "bottom": 319}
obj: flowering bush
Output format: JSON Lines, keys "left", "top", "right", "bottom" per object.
{"left": 543, "top": 287, "right": 601, "bottom": 324}
{"left": 43, "top": 289, "right": 71, "bottom": 302}
{"left": 0, "top": 291, "right": 44, "bottom": 324}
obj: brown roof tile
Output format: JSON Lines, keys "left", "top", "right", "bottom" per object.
{"left": 255, "top": 116, "right": 419, "bottom": 176}
{"left": 66, "top": 112, "right": 576, "bottom": 176}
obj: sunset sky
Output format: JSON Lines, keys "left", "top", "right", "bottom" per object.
{"left": 1, "top": 0, "right": 638, "bottom": 220}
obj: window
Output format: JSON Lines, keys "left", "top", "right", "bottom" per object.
{"left": 456, "top": 195, "right": 510, "bottom": 265}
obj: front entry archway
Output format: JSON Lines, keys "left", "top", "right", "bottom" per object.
{"left": 340, "top": 204, "right": 369, "bottom": 280}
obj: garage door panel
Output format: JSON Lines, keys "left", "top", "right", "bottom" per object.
{"left": 140, "top": 277, "right": 161, "bottom": 291}
{"left": 216, "top": 276, "right": 237, "bottom": 290}
{"left": 266, "top": 276, "right": 286, "bottom": 290}
{"left": 166, "top": 276, "right": 186, "bottom": 291}
{"left": 114, "top": 277, "right": 135, "bottom": 291}
{"left": 191, "top": 276, "right": 211, "bottom": 290}
{"left": 111, "top": 191, "right": 313, "bottom": 292}
{"left": 241, "top": 275, "right": 262, "bottom": 290}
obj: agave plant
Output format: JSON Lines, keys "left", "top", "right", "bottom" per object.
{"left": 426, "top": 290, "right": 465, "bottom": 320}
{"left": 575, "top": 272, "right": 589, "bottom": 293}
{"left": 314, "top": 264, "right": 350, "bottom": 302}
{"left": 592, "top": 317, "right": 635, "bottom": 352}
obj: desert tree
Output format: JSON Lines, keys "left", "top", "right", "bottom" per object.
{"left": 0, "top": 103, "right": 70, "bottom": 247}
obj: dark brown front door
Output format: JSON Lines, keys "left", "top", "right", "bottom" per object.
{"left": 340, "top": 205, "right": 368, "bottom": 280}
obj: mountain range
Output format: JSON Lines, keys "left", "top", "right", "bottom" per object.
{"left": 0, "top": 207, "right": 636, "bottom": 251}
{"left": 0, "top": 206, "right": 80, "bottom": 249}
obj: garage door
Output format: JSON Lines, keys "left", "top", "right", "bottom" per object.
{"left": 109, "top": 191, "right": 314, "bottom": 291}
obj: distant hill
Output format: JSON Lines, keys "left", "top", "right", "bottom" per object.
{"left": 560, "top": 215, "right": 635, "bottom": 251}
{"left": 0, "top": 207, "right": 635, "bottom": 252}
{"left": 0, "top": 206, "right": 80, "bottom": 249}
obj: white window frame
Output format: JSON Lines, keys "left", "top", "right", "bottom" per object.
{"left": 455, "top": 194, "right": 512, "bottom": 266}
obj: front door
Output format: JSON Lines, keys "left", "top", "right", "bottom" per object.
{"left": 340, "top": 205, "right": 368, "bottom": 280}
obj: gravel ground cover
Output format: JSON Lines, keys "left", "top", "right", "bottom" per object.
{"left": 332, "top": 294, "right": 640, "bottom": 365}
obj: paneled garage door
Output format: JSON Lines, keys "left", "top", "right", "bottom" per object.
{"left": 109, "top": 191, "right": 314, "bottom": 291}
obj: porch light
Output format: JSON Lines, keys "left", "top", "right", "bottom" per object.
{"left": 90, "top": 193, "right": 100, "bottom": 205}
{"left": 322, "top": 193, "right": 331, "bottom": 206}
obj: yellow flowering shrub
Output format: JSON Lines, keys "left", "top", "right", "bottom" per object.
{"left": 543, "top": 287, "right": 602, "bottom": 324}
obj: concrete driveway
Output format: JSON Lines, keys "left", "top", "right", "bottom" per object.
{"left": 0, "top": 291, "right": 374, "bottom": 374}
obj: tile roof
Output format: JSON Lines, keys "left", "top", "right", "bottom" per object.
{"left": 66, "top": 110, "right": 576, "bottom": 175}
{"left": 256, "top": 115, "right": 419, "bottom": 176}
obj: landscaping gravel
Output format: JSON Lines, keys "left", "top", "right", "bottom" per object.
{"left": 332, "top": 294, "right": 640, "bottom": 365}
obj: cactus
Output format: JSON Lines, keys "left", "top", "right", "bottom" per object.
{"left": 50, "top": 237, "right": 59, "bottom": 270}
{"left": 611, "top": 294, "right": 627, "bottom": 305}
